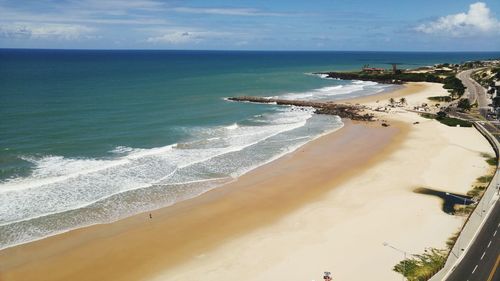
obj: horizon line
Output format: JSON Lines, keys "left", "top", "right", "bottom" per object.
{"left": 1, "top": 48, "right": 500, "bottom": 53}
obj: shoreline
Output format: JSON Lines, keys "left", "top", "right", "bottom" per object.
{"left": 0, "top": 79, "right": 403, "bottom": 251}
{"left": 0, "top": 119, "right": 405, "bottom": 281}
{"left": 0, "top": 117, "right": 344, "bottom": 252}
{"left": 0, "top": 82, "right": 495, "bottom": 281}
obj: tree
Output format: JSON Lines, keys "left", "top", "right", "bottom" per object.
{"left": 436, "top": 111, "right": 447, "bottom": 119}
{"left": 443, "top": 76, "right": 465, "bottom": 99}
{"left": 456, "top": 88, "right": 465, "bottom": 97}
{"left": 457, "top": 98, "right": 472, "bottom": 111}
{"left": 399, "top": 97, "right": 407, "bottom": 105}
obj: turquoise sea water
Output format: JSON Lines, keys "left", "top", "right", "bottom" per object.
{"left": 1, "top": 50, "right": 499, "bottom": 249}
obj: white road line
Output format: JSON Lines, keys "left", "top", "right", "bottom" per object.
{"left": 472, "top": 265, "right": 478, "bottom": 274}
{"left": 481, "top": 252, "right": 486, "bottom": 260}
{"left": 495, "top": 230, "right": 498, "bottom": 237}
{"left": 488, "top": 241, "right": 492, "bottom": 248}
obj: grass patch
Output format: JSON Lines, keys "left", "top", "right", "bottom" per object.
{"left": 436, "top": 117, "right": 472, "bottom": 127}
{"left": 477, "top": 175, "right": 493, "bottom": 183}
{"left": 419, "top": 113, "right": 472, "bottom": 127}
{"left": 481, "top": 153, "right": 498, "bottom": 166}
{"left": 428, "top": 96, "right": 452, "bottom": 102}
{"left": 393, "top": 230, "right": 461, "bottom": 280}
{"left": 420, "top": 113, "right": 435, "bottom": 120}
{"left": 393, "top": 248, "right": 447, "bottom": 281}
{"left": 446, "top": 232, "right": 459, "bottom": 250}
{"left": 467, "top": 185, "right": 486, "bottom": 197}
{"left": 486, "top": 157, "right": 497, "bottom": 166}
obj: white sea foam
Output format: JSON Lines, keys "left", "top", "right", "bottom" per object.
{"left": 0, "top": 98, "right": 347, "bottom": 250}
{"left": 110, "top": 146, "right": 135, "bottom": 154}
{"left": 225, "top": 123, "right": 239, "bottom": 130}
{"left": 305, "top": 72, "right": 330, "bottom": 79}
{"left": 279, "top": 80, "right": 391, "bottom": 101}
{"left": 0, "top": 108, "right": 317, "bottom": 226}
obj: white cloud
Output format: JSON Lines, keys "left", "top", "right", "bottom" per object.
{"left": 172, "top": 7, "right": 284, "bottom": 17}
{"left": 0, "top": 1, "right": 168, "bottom": 26}
{"left": 79, "top": 0, "right": 165, "bottom": 11}
{"left": 147, "top": 31, "right": 196, "bottom": 44}
{"left": 415, "top": 2, "right": 500, "bottom": 36}
{"left": 146, "top": 29, "right": 231, "bottom": 44}
{"left": 0, "top": 23, "right": 95, "bottom": 40}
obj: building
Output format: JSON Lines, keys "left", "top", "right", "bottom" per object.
{"left": 494, "top": 81, "right": 500, "bottom": 95}
{"left": 362, "top": 64, "right": 385, "bottom": 73}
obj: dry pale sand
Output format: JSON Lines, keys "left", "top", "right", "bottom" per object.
{"left": 338, "top": 82, "right": 427, "bottom": 105}
{"left": 0, "top": 82, "right": 494, "bottom": 281}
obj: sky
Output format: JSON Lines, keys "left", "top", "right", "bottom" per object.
{"left": 0, "top": 0, "right": 499, "bottom": 51}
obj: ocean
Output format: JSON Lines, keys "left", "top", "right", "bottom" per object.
{"left": 1, "top": 50, "right": 499, "bottom": 249}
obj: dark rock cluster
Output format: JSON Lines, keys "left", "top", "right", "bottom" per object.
{"left": 227, "top": 96, "right": 375, "bottom": 121}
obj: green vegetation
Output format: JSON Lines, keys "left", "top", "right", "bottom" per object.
{"left": 436, "top": 117, "right": 472, "bottom": 127}
{"left": 445, "top": 232, "right": 459, "bottom": 250}
{"left": 428, "top": 96, "right": 452, "bottom": 102}
{"left": 481, "top": 153, "right": 498, "bottom": 166}
{"left": 477, "top": 175, "right": 493, "bottom": 183}
{"left": 457, "top": 98, "right": 472, "bottom": 111}
{"left": 419, "top": 113, "right": 435, "bottom": 120}
{"left": 442, "top": 76, "right": 465, "bottom": 98}
{"left": 486, "top": 157, "right": 497, "bottom": 166}
{"left": 493, "top": 68, "right": 500, "bottom": 79}
{"left": 419, "top": 113, "right": 472, "bottom": 127}
{"left": 493, "top": 96, "right": 500, "bottom": 108}
{"left": 393, "top": 248, "right": 447, "bottom": 281}
{"left": 323, "top": 71, "right": 443, "bottom": 84}
{"left": 473, "top": 68, "right": 500, "bottom": 88}
{"left": 467, "top": 185, "right": 486, "bottom": 198}
{"left": 436, "top": 111, "right": 447, "bottom": 119}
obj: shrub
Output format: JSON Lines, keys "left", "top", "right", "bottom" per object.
{"left": 393, "top": 248, "right": 447, "bottom": 281}
{"left": 457, "top": 99, "right": 472, "bottom": 111}
{"left": 428, "top": 96, "right": 452, "bottom": 102}
{"left": 477, "top": 175, "right": 493, "bottom": 183}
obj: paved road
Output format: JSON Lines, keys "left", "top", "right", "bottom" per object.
{"left": 446, "top": 201, "right": 500, "bottom": 281}
{"left": 457, "top": 69, "right": 490, "bottom": 117}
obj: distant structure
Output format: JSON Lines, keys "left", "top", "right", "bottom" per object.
{"left": 362, "top": 64, "right": 385, "bottom": 73}
{"left": 493, "top": 82, "right": 500, "bottom": 118}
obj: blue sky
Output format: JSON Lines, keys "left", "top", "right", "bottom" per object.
{"left": 0, "top": 0, "right": 499, "bottom": 51}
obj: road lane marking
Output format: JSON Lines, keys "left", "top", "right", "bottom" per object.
{"left": 486, "top": 255, "right": 500, "bottom": 281}
{"left": 482, "top": 252, "right": 486, "bottom": 260}
{"left": 494, "top": 230, "right": 497, "bottom": 237}
{"left": 472, "top": 265, "right": 478, "bottom": 274}
{"left": 488, "top": 241, "right": 492, "bottom": 248}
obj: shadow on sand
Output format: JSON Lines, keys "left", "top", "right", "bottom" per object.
{"left": 413, "top": 187, "right": 475, "bottom": 215}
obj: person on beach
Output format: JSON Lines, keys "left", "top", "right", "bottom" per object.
{"left": 149, "top": 213, "right": 152, "bottom": 219}
{"left": 323, "top": 271, "right": 332, "bottom": 280}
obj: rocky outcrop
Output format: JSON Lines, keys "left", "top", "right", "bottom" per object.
{"left": 227, "top": 96, "right": 374, "bottom": 121}
{"left": 315, "top": 71, "right": 443, "bottom": 84}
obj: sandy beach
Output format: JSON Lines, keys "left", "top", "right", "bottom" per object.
{"left": 0, "top": 82, "right": 494, "bottom": 281}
